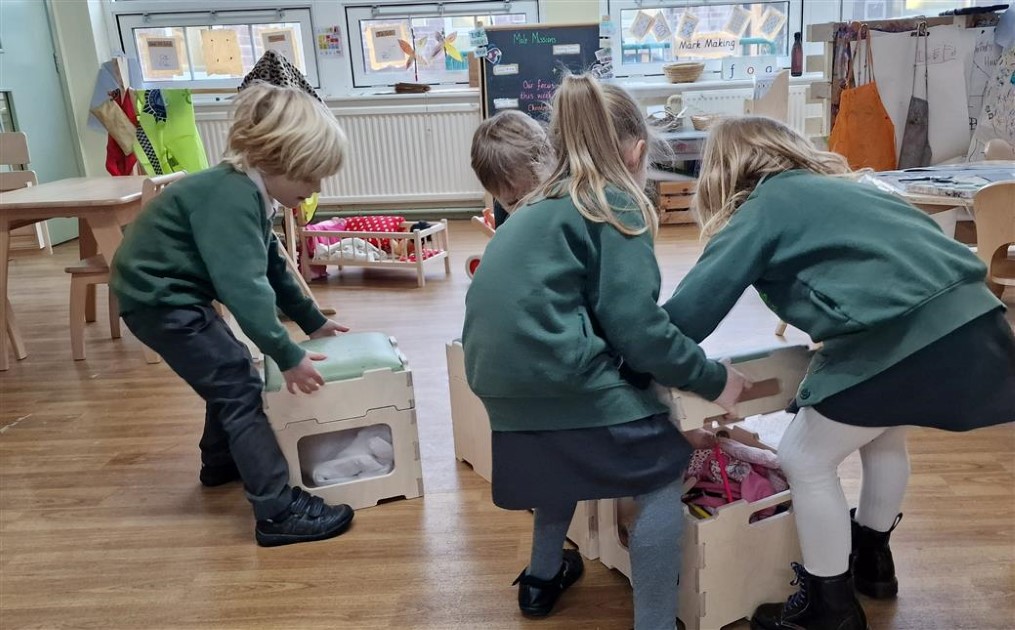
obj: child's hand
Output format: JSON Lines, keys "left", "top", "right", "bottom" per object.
{"left": 310, "top": 319, "right": 349, "bottom": 339}
{"left": 284, "top": 352, "right": 327, "bottom": 394}
{"left": 714, "top": 360, "right": 752, "bottom": 418}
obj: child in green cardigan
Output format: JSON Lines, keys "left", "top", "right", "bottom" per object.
{"left": 470, "top": 110, "right": 554, "bottom": 227}
{"left": 463, "top": 75, "right": 749, "bottom": 629}
{"left": 112, "top": 84, "right": 355, "bottom": 547}
{"left": 664, "top": 116, "right": 1014, "bottom": 630}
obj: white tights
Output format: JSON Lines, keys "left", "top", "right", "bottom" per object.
{"left": 778, "top": 407, "right": 910, "bottom": 577}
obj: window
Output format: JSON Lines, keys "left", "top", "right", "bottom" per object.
{"left": 608, "top": 0, "right": 803, "bottom": 79}
{"left": 841, "top": 0, "right": 1002, "bottom": 22}
{"left": 116, "top": 8, "right": 317, "bottom": 89}
{"left": 345, "top": 1, "right": 539, "bottom": 88}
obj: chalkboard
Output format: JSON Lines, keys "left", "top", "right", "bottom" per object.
{"left": 480, "top": 23, "right": 604, "bottom": 121}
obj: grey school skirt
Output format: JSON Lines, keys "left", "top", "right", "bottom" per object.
{"left": 810, "top": 309, "right": 1015, "bottom": 431}
{"left": 491, "top": 413, "right": 693, "bottom": 510}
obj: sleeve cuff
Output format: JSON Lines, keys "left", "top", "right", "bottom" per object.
{"left": 688, "top": 360, "right": 728, "bottom": 401}
{"left": 270, "top": 342, "right": 307, "bottom": 373}
{"left": 292, "top": 306, "right": 328, "bottom": 337}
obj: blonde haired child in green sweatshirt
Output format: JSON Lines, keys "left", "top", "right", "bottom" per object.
{"left": 112, "top": 84, "right": 355, "bottom": 547}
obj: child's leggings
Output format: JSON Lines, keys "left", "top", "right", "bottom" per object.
{"left": 529, "top": 476, "right": 685, "bottom": 630}
{"left": 778, "top": 407, "right": 910, "bottom": 577}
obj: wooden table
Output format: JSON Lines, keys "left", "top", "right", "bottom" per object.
{"left": 866, "top": 161, "right": 1015, "bottom": 213}
{"left": 0, "top": 176, "right": 147, "bottom": 370}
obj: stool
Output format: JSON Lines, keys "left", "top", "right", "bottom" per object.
{"left": 446, "top": 339, "right": 600, "bottom": 559}
{"left": 264, "top": 333, "right": 423, "bottom": 510}
{"left": 66, "top": 256, "right": 120, "bottom": 361}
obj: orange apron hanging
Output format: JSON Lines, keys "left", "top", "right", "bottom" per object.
{"left": 828, "top": 24, "right": 897, "bottom": 171}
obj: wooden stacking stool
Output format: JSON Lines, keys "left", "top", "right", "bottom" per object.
{"left": 264, "top": 333, "right": 423, "bottom": 510}
{"left": 446, "top": 339, "right": 599, "bottom": 560}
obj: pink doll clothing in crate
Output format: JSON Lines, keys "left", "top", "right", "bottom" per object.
{"left": 685, "top": 441, "right": 789, "bottom": 521}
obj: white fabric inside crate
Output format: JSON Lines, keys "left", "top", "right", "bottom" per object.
{"left": 298, "top": 424, "right": 395, "bottom": 486}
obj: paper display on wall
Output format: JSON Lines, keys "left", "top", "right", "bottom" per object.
{"left": 864, "top": 27, "right": 974, "bottom": 164}
{"left": 316, "top": 26, "right": 343, "bottom": 56}
{"left": 757, "top": 7, "right": 788, "bottom": 41}
{"left": 144, "top": 36, "right": 183, "bottom": 76}
{"left": 968, "top": 45, "right": 1015, "bottom": 159}
{"left": 650, "top": 14, "right": 673, "bottom": 42}
{"left": 201, "top": 29, "right": 243, "bottom": 76}
{"left": 967, "top": 28, "right": 1002, "bottom": 132}
{"left": 368, "top": 25, "right": 408, "bottom": 68}
{"left": 262, "top": 29, "right": 298, "bottom": 66}
{"left": 675, "top": 12, "right": 700, "bottom": 42}
{"left": 629, "top": 10, "right": 654, "bottom": 40}
{"left": 724, "top": 7, "right": 751, "bottom": 37}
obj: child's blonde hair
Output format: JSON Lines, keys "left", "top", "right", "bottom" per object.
{"left": 224, "top": 83, "right": 348, "bottom": 181}
{"left": 696, "top": 116, "right": 851, "bottom": 237}
{"left": 529, "top": 74, "right": 656, "bottom": 238}
{"left": 471, "top": 110, "right": 553, "bottom": 201}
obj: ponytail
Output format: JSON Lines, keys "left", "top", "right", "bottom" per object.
{"left": 526, "top": 74, "right": 657, "bottom": 238}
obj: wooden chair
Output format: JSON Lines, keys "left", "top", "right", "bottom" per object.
{"left": 0, "top": 132, "right": 43, "bottom": 366}
{"left": 984, "top": 139, "right": 1015, "bottom": 161}
{"left": 0, "top": 132, "right": 51, "bottom": 256}
{"left": 65, "top": 172, "right": 185, "bottom": 361}
{"left": 972, "top": 181, "right": 1015, "bottom": 298}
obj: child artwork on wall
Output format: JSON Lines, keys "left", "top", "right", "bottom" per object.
{"left": 368, "top": 24, "right": 409, "bottom": 69}
{"left": 201, "top": 29, "right": 243, "bottom": 76}
{"left": 968, "top": 45, "right": 1015, "bottom": 159}
{"left": 676, "top": 11, "right": 700, "bottom": 42}
{"left": 725, "top": 6, "right": 752, "bottom": 37}
{"left": 629, "top": 10, "right": 655, "bottom": 41}
{"left": 757, "top": 7, "right": 788, "bottom": 42}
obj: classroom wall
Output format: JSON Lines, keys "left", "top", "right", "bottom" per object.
{"left": 543, "top": 0, "right": 600, "bottom": 24}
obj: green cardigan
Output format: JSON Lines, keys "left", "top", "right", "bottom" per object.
{"left": 463, "top": 188, "right": 726, "bottom": 432}
{"left": 664, "top": 170, "right": 1002, "bottom": 406}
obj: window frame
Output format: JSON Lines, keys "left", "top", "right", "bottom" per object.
{"left": 344, "top": 1, "right": 540, "bottom": 89}
{"left": 114, "top": 6, "right": 319, "bottom": 90}
{"left": 606, "top": 0, "right": 806, "bottom": 80}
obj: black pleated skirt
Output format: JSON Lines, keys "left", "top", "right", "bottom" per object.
{"left": 491, "top": 413, "right": 692, "bottom": 510}
{"left": 813, "top": 309, "right": 1015, "bottom": 431}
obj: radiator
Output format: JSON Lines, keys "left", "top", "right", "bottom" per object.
{"left": 682, "top": 86, "right": 810, "bottom": 133}
{"left": 196, "top": 102, "right": 485, "bottom": 207}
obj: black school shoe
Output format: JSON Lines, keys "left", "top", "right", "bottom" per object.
{"left": 199, "top": 461, "right": 242, "bottom": 487}
{"left": 255, "top": 487, "right": 354, "bottom": 547}
{"left": 513, "top": 549, "right": 585, "bottom": 618}
{"left": 751, "top": 563, "right": 869, "bottom": 630}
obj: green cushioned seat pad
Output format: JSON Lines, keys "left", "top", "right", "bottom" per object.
{"left": 264, "top": 332, "right": 403, "bottom": 392}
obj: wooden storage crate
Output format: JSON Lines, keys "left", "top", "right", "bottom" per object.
{"left": 655, "top": 345, "right": 813, "bottom": 432}
{"left": 657, "top": 181, "right": 697, "bottom": 225}
{"left": 597, "top": 344, "right": 813, "bottom": 630}
{"left": 264, "top": 333, "right": 423, "bottom": 510}
{"left": 597, "top": 422, "right": 801, "bottom": 630}
{"left": 446, "top": 339, "right": 599, "bottom": 560}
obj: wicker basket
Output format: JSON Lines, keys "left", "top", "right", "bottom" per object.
{"left": 663, "top": 62, "right": 704, "bottom": 84}
{"left": 691, "top": 114, "right": 720, "bottom": 131}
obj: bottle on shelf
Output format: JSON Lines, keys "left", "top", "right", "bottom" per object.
{"left": 791, "top": 32, "right": 803, "bottom": 77}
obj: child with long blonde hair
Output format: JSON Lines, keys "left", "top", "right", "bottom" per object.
{"left": 112, "top": 84, "right": 356, "bottom": 547}
{"left": 463, "top": 75, "right": 749, "bottom": 629}
{"left": 664, "top": 116, "right": 1014, "bottom": 630}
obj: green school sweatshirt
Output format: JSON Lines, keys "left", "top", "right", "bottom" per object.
{"left": 664, "top": 170, "right": 1003, "bottom": 406}
{"left": 111, "top": 163, "right": 326, "bottom": 371}
{"left": 462, "top": 188, "right": 726, "bottom": 433}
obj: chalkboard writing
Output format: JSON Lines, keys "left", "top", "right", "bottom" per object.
{"left": 481, "top": 23, "right": 602, "bottom": 120}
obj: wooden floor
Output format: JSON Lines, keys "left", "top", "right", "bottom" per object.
{"left": 1, "top": 221, "right": 1012, "bottom": 629}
